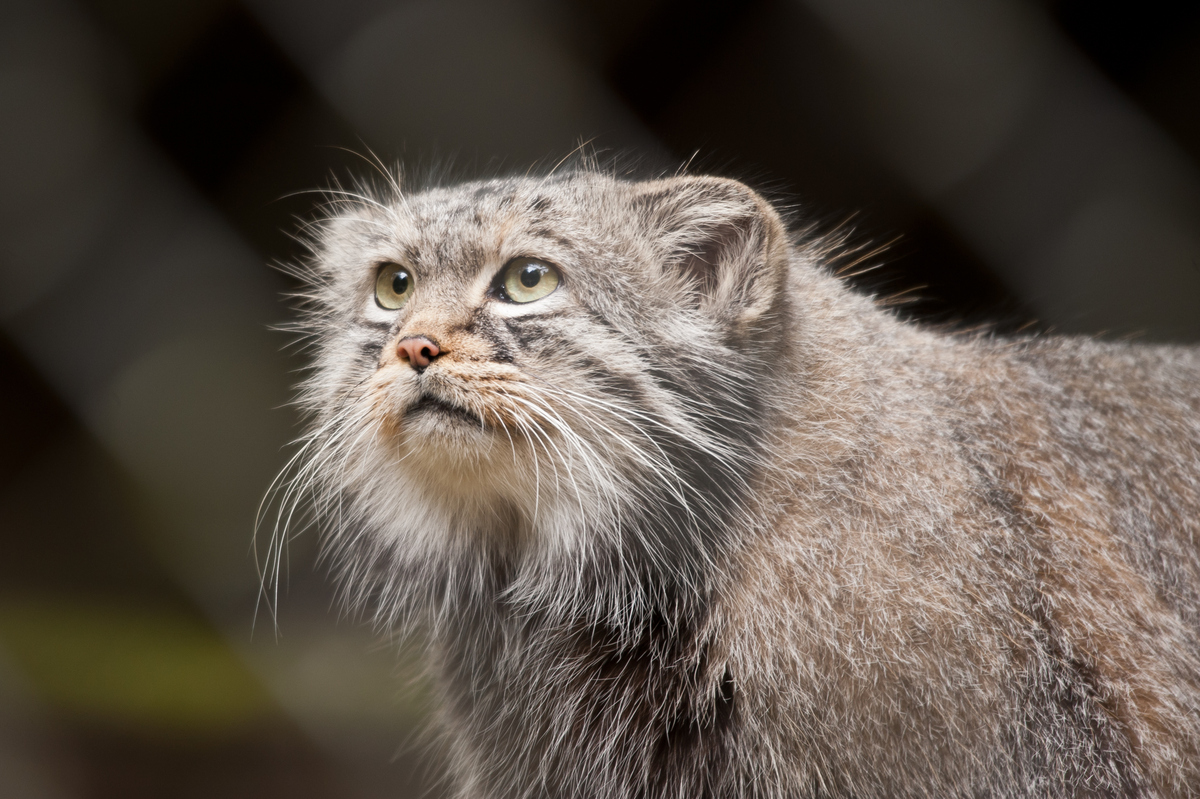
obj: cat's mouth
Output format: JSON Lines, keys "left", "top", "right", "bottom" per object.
{"left": 406, "top": 392, "right": 480, "bottom": 426}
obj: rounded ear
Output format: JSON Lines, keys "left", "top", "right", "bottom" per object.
{"left": 632, "top": 176, "right": 789, "bottom": 329}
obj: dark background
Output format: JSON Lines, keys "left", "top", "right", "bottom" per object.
{"left": 1, "top": 0, "right": 1198, "bottom": 796}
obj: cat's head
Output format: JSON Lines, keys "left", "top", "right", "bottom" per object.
{"left": 289, "top": 171, "right": 794, "bottom": 617}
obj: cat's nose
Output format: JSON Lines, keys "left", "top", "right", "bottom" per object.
{"left": 396, "top": 336, "right": 441, "bottom": 372}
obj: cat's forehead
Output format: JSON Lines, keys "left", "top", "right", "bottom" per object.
{"left": 404, "top": 173, "right": 620, "bottom": 228}
{"left": 338, "top": 174, "right": 623, "bottom": 276}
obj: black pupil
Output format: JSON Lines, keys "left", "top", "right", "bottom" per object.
{"left": 391, "top": 270, "right": 409, "bottom": 295}
{"left": 519, "top": 264, "right": 542, "bottom": 288}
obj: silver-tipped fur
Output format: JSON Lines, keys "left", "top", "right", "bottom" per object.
{"left": 271, "top": 167, "right": 1200, "bottom": 798}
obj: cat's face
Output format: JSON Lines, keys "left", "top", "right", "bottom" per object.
{"left": 298, "top": 172, "right": 789, "bottom": 573}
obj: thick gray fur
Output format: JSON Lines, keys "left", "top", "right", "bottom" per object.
{"left": 280, "top": 169, "right": 1200, "bottom": 798}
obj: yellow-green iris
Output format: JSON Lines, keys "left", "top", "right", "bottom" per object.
{"left": 375, "top": 263, "right": 414, "bottom": 310}
{"left": 502, "top": 258, "right": 560, "bottom": 303}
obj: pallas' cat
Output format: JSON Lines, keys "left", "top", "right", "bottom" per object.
{"left": 284, "top": 170, "right": 1200, "bottom": 798}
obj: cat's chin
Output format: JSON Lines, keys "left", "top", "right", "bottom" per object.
{"left": 393, "top": 403, "right": 513, "bottom": 472}
{"left": 398, "top": 412, "right": 491, "bottom": 461}
{"left": 405, "top": 393, "right": 483, "bottom": 429}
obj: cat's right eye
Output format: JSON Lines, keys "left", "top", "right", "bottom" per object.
{"left": 498, "top": 257, "right": 560, "bottom": 304}
{"left": 375, "top": 263, "right": 414, "bottom": 310}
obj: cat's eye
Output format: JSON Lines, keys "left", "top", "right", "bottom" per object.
{"left": 375, "top": 263, "right": 414, "bottom": 310}
{"left": 500, "top": 258, "right": 560, "bottom": 304}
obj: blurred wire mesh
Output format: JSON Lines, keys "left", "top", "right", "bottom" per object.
{"left": 1, "top": 0, "right": 1197, "bottom": 796}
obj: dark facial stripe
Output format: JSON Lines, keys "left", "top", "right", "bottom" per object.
{"left": 359, "top": 339, "right": 384, "bottom": 362}
{"left": 356, "top": 318, "right": 392, "bottom": 332}
{"left": 463, "top": 309, "right": 515, "bottom": 364}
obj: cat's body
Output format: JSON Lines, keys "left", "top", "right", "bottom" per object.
{"left": 291, "top": 171, "right": 1200, "bottom": 798}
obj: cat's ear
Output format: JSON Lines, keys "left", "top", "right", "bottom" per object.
{"left": 633, "top": 177, "right": 788, "bottom": 328}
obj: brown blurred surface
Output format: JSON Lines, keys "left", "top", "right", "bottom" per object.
{"left": 0, "top": 0, "right": 1197, "bottom": 795}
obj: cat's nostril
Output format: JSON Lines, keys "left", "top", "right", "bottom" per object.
{"left": 397, "top": 336, "right": 441, "bottom": 371}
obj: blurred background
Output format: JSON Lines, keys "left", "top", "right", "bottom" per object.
{"left": 1, "top": 0, "right": 1198, "bottom": 796}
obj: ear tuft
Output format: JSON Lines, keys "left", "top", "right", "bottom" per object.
{"left": 633, "top": 177, "right": 787, "bottom": 326}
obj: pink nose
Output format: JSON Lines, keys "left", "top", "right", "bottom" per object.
{"left": 396, "top": 336, "right": 441, "bottom": 370}
{"left": 396, "top": 336, "right": 441, "bottom": 371}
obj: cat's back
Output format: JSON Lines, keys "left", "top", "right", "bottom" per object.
{"left": 735, "top": 317, "right": 1200, "bottom": 796}
{"left": 974, "top": 335, "right": 1200, "bottom": 551}
{"left": 981, "top": 336, "right": 1200, "bottom": 628}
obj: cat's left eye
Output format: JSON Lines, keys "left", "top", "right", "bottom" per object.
{"left": 375, "top": 262, "right": 414, "bottom": 310}
{"left": 499, "top": 258, "right": 560, "bottom": 304}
